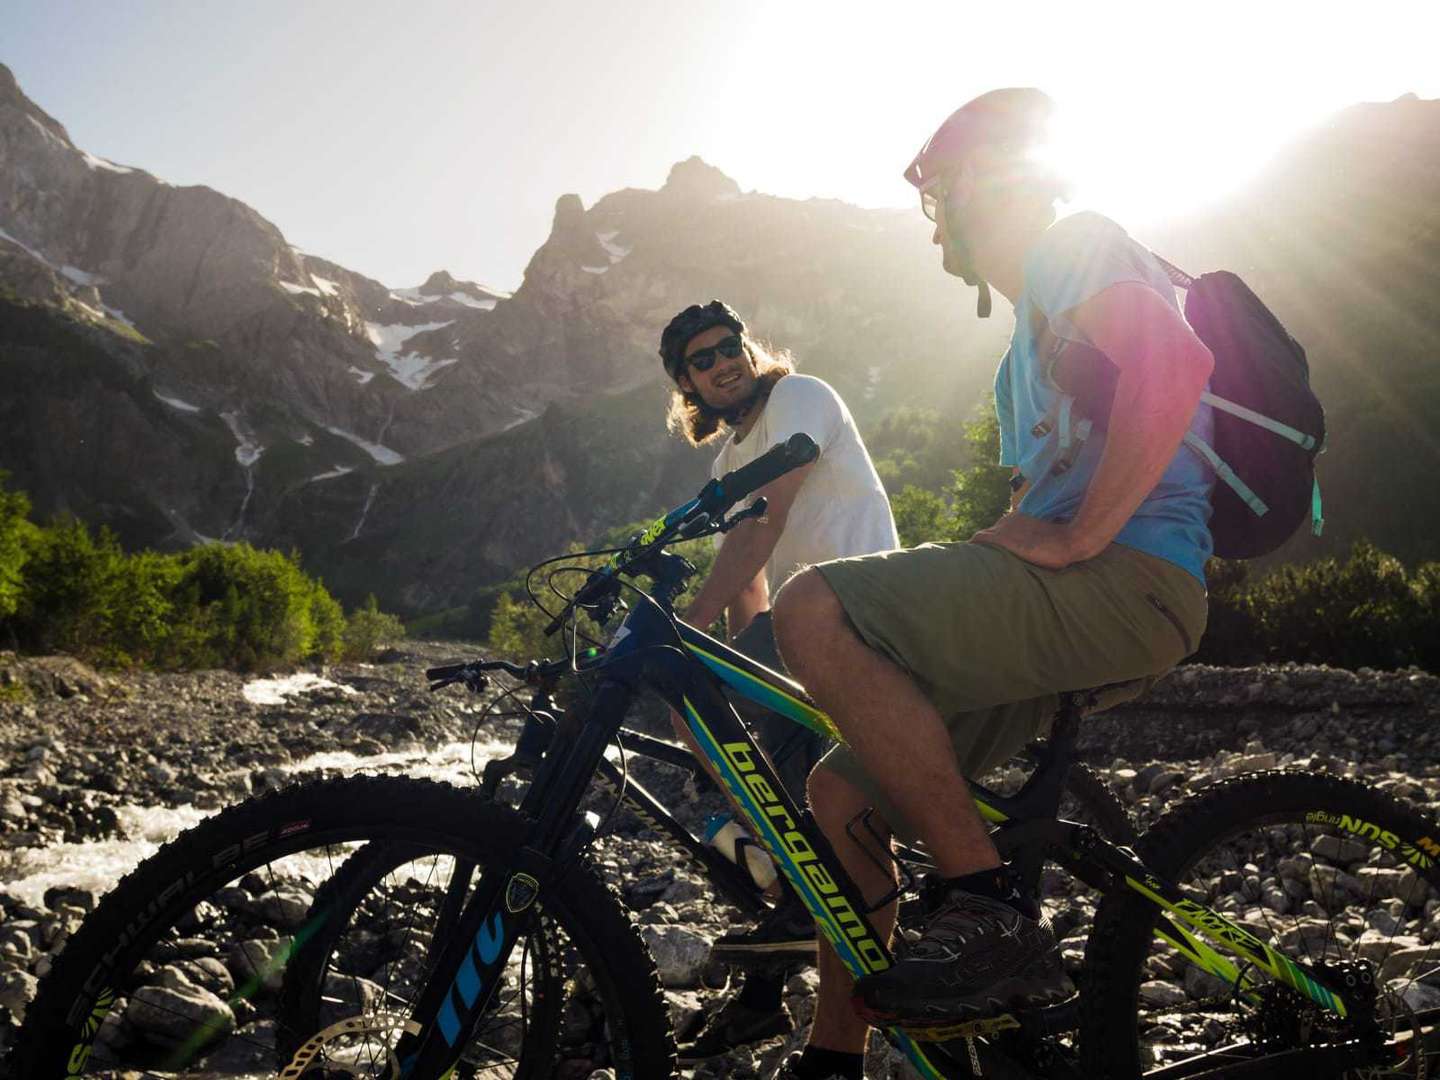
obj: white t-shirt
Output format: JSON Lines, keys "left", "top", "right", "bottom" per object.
{"left": 711, "top": 374, "right": 899, "bottom": 593}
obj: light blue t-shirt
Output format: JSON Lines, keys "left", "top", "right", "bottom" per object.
{"left": 994, "top": 212, "right": 1214, "bottom": 583}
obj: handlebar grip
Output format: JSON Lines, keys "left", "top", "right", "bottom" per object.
{"left": 718, "top": 432, "right": 819, "bottom": 506}
{"left": 425, "top": 663, "right": 468, "bottom": 681}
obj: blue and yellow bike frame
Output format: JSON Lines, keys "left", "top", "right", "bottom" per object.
{"left": 663, "top": 616, "right": 1360, "bottom": 1069}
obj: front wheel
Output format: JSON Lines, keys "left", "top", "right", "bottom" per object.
{"left": 1082, "top": 770, "right": 1440, "bottom": 1079}
{"left": 8, "top": 775, "right": 676, "bottom": 1078}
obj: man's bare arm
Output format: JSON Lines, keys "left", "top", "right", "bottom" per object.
{"left": 683, "top": 462, "right": 813, "bottom": 630}
{"left": 1063, "top": 281, "right": 1213, "bottom": 559}
{"left": 725, "top": 571, "right": 769, "bottom": 640}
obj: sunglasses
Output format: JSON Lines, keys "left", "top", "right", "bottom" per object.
{"left": 921, "top": 186, "right": 942, "bottom": 222}
{"left": 685, "top": 335, "right": 743, "bottom": 372}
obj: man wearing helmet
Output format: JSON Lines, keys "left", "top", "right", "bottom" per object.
{"left": 657, "top": 301, "right": 898, "bottom": 1061}
{"left": 769, "top": 89, "right": 1215, "bottom": 1079}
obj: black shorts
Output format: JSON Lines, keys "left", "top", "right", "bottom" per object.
{"left": 728, "top": 610, "right": 830, "bottom": 806}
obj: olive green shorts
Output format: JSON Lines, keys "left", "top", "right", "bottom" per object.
{"left": 811, "top": 541, "right": 1207, "bottom": 842}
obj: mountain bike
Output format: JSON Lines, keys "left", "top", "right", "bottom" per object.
{"left": 266, "top": 621, "right": 1136, "bottom": 1066}
{"left": 11, "top": 434, "right": 1440, "bottom": 1078}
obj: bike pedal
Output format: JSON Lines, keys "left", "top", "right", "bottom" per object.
{"left": 903, "top": 1013, "right": 1021, "bottom": 1042}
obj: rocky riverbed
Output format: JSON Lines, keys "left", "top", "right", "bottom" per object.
{"left": 0, "top": 649, "right": 1437, "bottom": 1077}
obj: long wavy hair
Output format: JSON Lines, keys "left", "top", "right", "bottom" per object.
{"left": 665, "top": 336, "right": 796, "bottom": 447}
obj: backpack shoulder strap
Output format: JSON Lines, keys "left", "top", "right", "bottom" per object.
{"left": 1147, "top": 251, "right": 1195, "bottom": 290}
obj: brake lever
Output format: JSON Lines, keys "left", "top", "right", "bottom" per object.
{"left": 676, "top": 513, "right": 713, "bottom": 541}
{"left": 428, "top": 668, "right": 490, "bottom": 694}
{"left": 719, "top": 497, "right": 768, "bottom": 533}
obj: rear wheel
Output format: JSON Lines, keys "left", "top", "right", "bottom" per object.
{"left": 7, "top": 775, "right": 676, "bottom": 1078}
{"left": 1082, "top": 771, "right": 1440, "bottom": 1078}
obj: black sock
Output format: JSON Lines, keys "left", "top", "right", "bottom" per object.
{"left": 737, "top": 971, "right": 784, "bottom": 1012}
{"left": 944, "top": 865, "right": 1036, "bottom": 917}
{"left": 796, "top": 1047, "right": 864, "bottom": 1080}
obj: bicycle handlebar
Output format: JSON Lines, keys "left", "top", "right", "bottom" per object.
{"left": 712, "top": 432, "right": 818, "bottom": 511}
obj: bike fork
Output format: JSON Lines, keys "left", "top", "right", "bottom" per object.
{"left": 388, "top": 678, "right": 635, "bottom": 1078}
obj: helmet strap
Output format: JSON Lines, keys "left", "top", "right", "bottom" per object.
{"left": 941, "top": 204, "right": 992, "bottom": 319}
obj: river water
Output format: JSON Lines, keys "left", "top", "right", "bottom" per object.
{"left": 1, "top": 675, "right": 517, "bottom": 909}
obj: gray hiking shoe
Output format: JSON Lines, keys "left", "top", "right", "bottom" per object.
{"left": 854, "top": 887, "right": 1073, "bottom": 1026}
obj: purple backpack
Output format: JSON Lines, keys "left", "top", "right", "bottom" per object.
{"left": 1035, "top": 257, "right": 1326, "bottom": 560}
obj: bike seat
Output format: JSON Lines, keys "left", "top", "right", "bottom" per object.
{"left": 1064, "top": 675, "right": 1158, "bottom": 718}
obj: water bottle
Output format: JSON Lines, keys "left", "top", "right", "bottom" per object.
{"left": 703, "top": 813, "right": 778, "bottom": 891}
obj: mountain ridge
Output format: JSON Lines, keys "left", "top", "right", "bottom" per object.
{"left": 3, "top": 61, "right": 1438, "bottom": 615}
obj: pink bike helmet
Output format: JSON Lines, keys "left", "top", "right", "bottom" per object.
{"left": 904, "top": 88, "right": 1056, "bottom": 317}
{"left": 904, "top": 87, "right": 1056, "bottom": 193}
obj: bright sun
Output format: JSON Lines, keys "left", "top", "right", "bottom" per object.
{"left": 1044, "top": 97, "right": 1315, "bottom": 227}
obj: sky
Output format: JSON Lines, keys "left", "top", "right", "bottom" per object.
{"left": 6, "top": 0, "right": 1439, "bottom": 293}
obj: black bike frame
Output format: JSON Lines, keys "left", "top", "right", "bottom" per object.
{"left": 387, "top": 591, "right": 1369, "bottom": 1080}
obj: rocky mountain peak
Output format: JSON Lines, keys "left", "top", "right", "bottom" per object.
{"left": 0, "top": 62, "right": 73, "bottom": 145}
{"left": 420, "top": 270, "right": 461, "bottom": 294}
{"left": 0, "top": 62, "right": 20, "bottom": 103}
{"left": 662, "top": 156, "right": 740, "bottom": 201}
{"left": 550, "top": 193, "right": 587, "bottom": 236}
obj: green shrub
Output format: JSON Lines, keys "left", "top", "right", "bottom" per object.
{"left": 0, "top": 473, "right": 31, "bottom": 622}
{"left": 14, "top": 515, "right": 123, "bottom": 655}
{"left": 343, "top": 594, "right": 406, "bottom": 660}
{"left": 311, "top": 583, "right": 346, "bottom": 662}
{"left": 1412, "top": 562, "right": 1440, "bottom": 672}
{"left": 0, "top": 469, "right": 376, "bottom": 670}
{"left": 945, "top": 403, "right": 1012, "bottom": 542}
{"left": 891, "top": 485, "right": 951, "bottom": 549}
{"left": 164, "top": 544, "right": 337, "bottom": 669}
{"left": 482, "top": 524, "right": 720, "bottom": 663}
{"left": 872, "top": 397, "right": 1012, "bottom": 547}
{"left": 1195, "top": 542, "right": 1439, "bottom": 672}
{"left": 103, "top": 550, "right": 182, "bottom": 666}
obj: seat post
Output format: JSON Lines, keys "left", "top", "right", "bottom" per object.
{"left": 1048, "top": 692, "right": 1084, "bottom": 761}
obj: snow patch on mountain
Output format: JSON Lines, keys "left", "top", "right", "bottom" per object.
{"left": 0, "top": 227, "right": 140, "bottom": 333}
{"left": 154, "top": 391, "right": 202, "bottom": 413}
{"left": 389, "top": 286, "right": 506, "bottom": 309}
{"left": 58, "top": 264, "right": 101, "bottom": 287}
{"left": 365, "top": 320, "right": 456, "bottom": 390}
{"left": 0, "top": 225, "right": 42, "bottom": 260}
{"left": 79, "top": 149, "right": 134, "bottom": 175}
{"left": 348, "top": 366, "right": 376, "bottom": 386}
{"left": 220, "top": 411, "right": 264, "bottom": 467}
{"left": 324, "top": 426, "right": 404, "bottom": 466}
{"left": 279, "top": 279, "right": 321, "bottom": 298}
{"left": 26, "top": 115, "right": 64, "bottom": 148}
{"left": 311, "top": 275, "right": 340, "bottom": 297}
{"left": 597, "top": 231, "right": 632, "bottom": 264}
{"left": 309, "top": 465, "right": 354, "bottom": 482}
{"left": 391, "top": 354, "right": 457, "bottom": 389}
{"left": 498, "top": 406, "right": 542, "bottom": 433}
{"left": 447, "top": 291, "right": 496, "bottom": 310}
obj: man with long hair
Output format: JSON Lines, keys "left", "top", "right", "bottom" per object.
{"left": 769, "top": 89, "right": 1215, "bottom": 1079}
{"left": 657, "top": 301, "right": 897, "bottom": 1061}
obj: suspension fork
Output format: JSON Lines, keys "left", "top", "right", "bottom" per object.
{"left": 389, "top": 676, "right": 637, "bottom": 1078}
